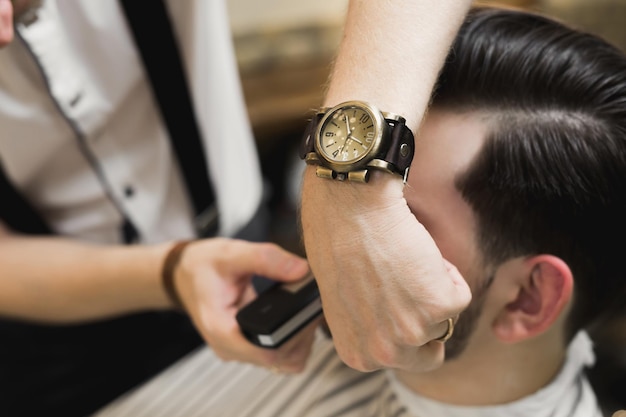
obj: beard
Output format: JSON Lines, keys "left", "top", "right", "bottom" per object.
{"left": 444, "top": 274, "right": 493, "bottom": 360}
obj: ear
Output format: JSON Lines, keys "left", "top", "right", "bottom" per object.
{"left": 493, "top": 255, "right": 573, "bottom": 343}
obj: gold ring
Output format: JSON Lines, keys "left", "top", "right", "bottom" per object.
{"left": 434, "top": 317, "right": 454, "bottom": 343}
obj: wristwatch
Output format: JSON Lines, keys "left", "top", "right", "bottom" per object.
{"left": 299, "top": 101, "right": 415, "bottom": 183}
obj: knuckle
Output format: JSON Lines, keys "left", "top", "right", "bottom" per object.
{"left": 335, "top": 343, "right": 376, "bottom": 372}
{"left": 394, "top": 316, "right": 428, "bottom": 347}
{"left": 368, "top": 339, "right": 397, "bottom": 369}
{"left": 257, "top": 241, "right": 281, "bottom": 259}
{"left": 452, "top": 281, "right": 472, "bottom": 308}
{"left": 459, "top": 287, "right": 473, "bottom": 307}
{"left": 398, "top": 328, "right": 426, "bottom": 348}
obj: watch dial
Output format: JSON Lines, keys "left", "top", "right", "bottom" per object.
{"left": 318, "top": 105, "right": 377, "bottom": 164}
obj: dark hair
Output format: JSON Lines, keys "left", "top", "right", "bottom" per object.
{"left": 434, "top": 7, "right": 626, "bottom": 339}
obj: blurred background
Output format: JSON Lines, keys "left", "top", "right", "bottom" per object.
{"left": 225, "top": 1, "right": 626, "bottom": 415}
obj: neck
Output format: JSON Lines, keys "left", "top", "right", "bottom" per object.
{"left": 394, "top": 333, "right": 567, "bottom": 406}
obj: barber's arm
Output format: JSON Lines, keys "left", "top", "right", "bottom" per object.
{"left": 300, "top": 0, "right": 472, "bottom": 372}
{"left": 0, "top": 221, "right": 315, "bottom": 372}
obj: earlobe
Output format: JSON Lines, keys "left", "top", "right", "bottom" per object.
{"left": 493, "top": 255, "right": 573, "bottom": 343}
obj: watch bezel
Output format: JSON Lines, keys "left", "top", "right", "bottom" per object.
{"left": 314, "top": 101, "right": 387, "bottom": 173}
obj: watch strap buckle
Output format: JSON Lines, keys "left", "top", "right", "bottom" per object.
{"left": 315, "top": 166, "right": 371, "bottom": 183}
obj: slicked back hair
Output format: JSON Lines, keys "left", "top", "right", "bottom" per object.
{"left": 434, "top": 7, "right": 626, "bottom": 339}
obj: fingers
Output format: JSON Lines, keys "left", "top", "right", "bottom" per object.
{"left": 330, "top": 315, "right": 448, "bottom": 372}
{"left": 332, "top": 328, "right": 450, "bottom": 373}
{"left": 169, "top": 237, "right": 319, "bottom": 373}
{"left": 253, "top": 243, "right": 310, "bottom": 282}
{"left": 208, "top": 312, "right": 321, "bottom": 374}
{"left": 300, "top": 188, "right": 472, "bottom": 372}
{"left": 269, "top": 317, "right": 322, "bottom": 373}
{"left": 216, "top": 240, "right": 310, "bottom": 283}
{"left": 313, "top": 251, "right": 469, "bottom": 373}
{"left": 441, "top": 258, "right": 472, "bottom": 313}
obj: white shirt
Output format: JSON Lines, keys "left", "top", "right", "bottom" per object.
{"left": 386, "top": 331, "right": 602, "bottom": 417}
{"left": 0, "top": 0, "right": 262, "bottom": 243}
{"left": 94, "top": 330, "right": 602, "bottom": 417}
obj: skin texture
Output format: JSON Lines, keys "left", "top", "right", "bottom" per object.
{"left": 0, "top": 0, "right": 313, "bottom": 372}
{"left": 0, "top": 0, "right": 473, "bottom": 373}
{"left": 301, "top": 0, "right": 473, "bottom": 372}
{"left": 0, "top": 220, "right": 315, "bottom": 371}
{"left": 173, "top": 238, "right": 319, "bottom": 372}
{"left": 0, "top": 0, "right": 14, "bottom": 47}
{"left": 395, "top": 109, "right": 573, "bottom": 405}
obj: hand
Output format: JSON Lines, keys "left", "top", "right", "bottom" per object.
{"left": 300, "top": 168, "right": 471, "bottom": 372}
{"left": 173, "top": 238, "right": 318, "bottom": 373}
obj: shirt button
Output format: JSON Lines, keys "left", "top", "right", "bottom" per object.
{"left": 124, "top": 185, "right": 135, "bottom": 198}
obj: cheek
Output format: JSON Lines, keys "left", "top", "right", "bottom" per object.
{"left": 404, "top": 157, "right": 481, "bottom": 286}
{"left": 414, "top": 201, "right": 480, "bottom": 284}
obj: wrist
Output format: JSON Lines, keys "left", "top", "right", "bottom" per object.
{"left": 161, "top": 240, "right": 194, "bottom": 311}
{"left": 302, "top": 165, "right": 406, "bottom": 208}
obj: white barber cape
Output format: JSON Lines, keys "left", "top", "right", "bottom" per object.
{"left": 387, "top": 331, "right": 602, "bottom": 417}
{"left": 95, "top": 330, "right": 602, "bottom": 417}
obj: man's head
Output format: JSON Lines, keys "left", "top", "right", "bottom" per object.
{"left": 405, "top": 7, "right": 626, "bottom": 360}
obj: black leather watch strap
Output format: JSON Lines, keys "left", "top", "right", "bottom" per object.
{"left": 299, "top": 112, "right": 323, "bottom": 160}
{"left": 380, "top": 118, "right": 414, "bottom": 174}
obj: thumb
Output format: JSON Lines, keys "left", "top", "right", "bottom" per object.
{"left": 242, "top": 242, "right": 310, "bottom": 283}
{"left": 442, "top": 258, "right": 467, "bottom": 289}
{"left": 442, "top": 257, "right": 472, "bottom": 306}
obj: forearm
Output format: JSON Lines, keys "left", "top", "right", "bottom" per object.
{"left": 0, "top": 231, "right": 172, "bottom": 323}
{"left": 300, "top": 0, "right": 473, "bottom": 371}
{"left": 325, "top": 0, "right": 472, "bottom": 130}
{"left": 306, "top": 0, "right": 474, "bottom": 233}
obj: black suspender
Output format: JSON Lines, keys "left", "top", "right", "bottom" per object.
{"left": 120, "top": 0, "right": 219, "bottom": 237}
{"left": 0, "top": 162, "right": 52, "bottom": 235}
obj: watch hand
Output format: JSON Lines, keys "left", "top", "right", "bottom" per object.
{"left": 348, "top": 136, "right": 363, "bottom": 146}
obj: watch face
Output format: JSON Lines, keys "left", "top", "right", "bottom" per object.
{"left": 315, "top": 102, "right": 384, "bottom": 172}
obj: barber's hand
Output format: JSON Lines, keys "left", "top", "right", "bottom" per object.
{"left": 300, "top": 168, "right": 471, "bottom": 372}
{"left": 173, "top": 238, "right": 318, "bottom": 373}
